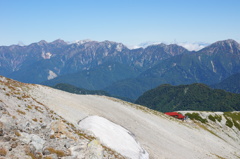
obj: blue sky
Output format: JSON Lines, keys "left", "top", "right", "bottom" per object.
{"left": 0, "top": 0, "right": 240, "bottom": 47}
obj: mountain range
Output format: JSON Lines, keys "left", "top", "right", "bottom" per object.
{"left": 106, "top": 39, "right": 240, "bottom": 99}
{"left": 1, "top": 39, "right": 240, "bottom": 100}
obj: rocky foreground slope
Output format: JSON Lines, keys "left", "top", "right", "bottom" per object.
{"left": 0, "top": 76, "right": 125, "bottom": 159}
{"left": 0, "top": 76, "right": 239, "bottom": 159}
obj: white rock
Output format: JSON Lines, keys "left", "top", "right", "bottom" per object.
{"left": 31, "top": 134, "right": 45, "bottom": 152}
{"left": 20, "top": 132, "right": 32, "bottom": 144}
{"left": 48, "top": 70, "right": 57, "bottom": 80}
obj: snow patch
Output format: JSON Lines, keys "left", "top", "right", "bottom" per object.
{"left": 198, "top": 56, "right": 201, "bottom": 61}
{"left": 79, "top": 116, "right": 149, "bottom": 159}
{"left": 48, "top": 70, "right": 57, "bottom": 80}
{"left": 116, "top": 44, "right": 123, "bottom": 52}
{"left": 211, "top": 60, "right": 217, "bottom": 73}
{"left": 108, "top": 65, "right": 112, "bottom": 71}
{"left": 184, "top": 87, "right": 188, "bottom": 94}
{"left": 41, "top": 50, "right": 52, "bottom": 59}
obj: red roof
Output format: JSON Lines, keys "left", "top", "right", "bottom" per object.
{"left": 165, "top": 112, "right": 179, "bottom": 116}
{"left": 165, "top": 112, "right": 185, "bottom": 119}
{"left": 177, "top": 114, "right": 185, "bottom": 119}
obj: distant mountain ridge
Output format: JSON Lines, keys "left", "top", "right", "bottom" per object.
{"left": 105, "top": 39, "right": 240, "bottom": 100}
{"left": 1, "top": 39, "right": 240, "bottom": 100}
{"left": 198, "top": 39, "right": 240, "bottom": 55}
{"left": 0, "top": 39, "right": 189, "bottom": 84}
{"left": 42, "top": 61, "right": 140, "bottom": 90}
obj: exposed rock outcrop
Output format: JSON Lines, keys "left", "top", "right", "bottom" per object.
{"left": 0, "top": 76, "right": 125, "bottom": 158}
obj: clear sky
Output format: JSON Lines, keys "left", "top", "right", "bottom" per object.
{"left": 0, "top": 0, "right": 240, "bottom": 47}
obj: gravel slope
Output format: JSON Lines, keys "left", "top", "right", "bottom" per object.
{"left": 30, "top": 85, "right": 240, "bottom": 159}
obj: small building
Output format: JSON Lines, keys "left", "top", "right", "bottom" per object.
{"left": 165, "top": 112, "right": 185, "bottom": 120}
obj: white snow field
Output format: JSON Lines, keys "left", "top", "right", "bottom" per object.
{"left": 29, "top": 85, "right": 240, "bottom": 159}
{"left": 79, "top": 116, "right": 149, "bottom": 159}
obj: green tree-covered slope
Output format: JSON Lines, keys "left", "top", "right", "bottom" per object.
{"left": 135, "top": 83, "right": 240, "bottom": 112}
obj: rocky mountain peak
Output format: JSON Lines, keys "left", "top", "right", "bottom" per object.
{"left": 159, "top": 43, "right": 167, "bottom": 47}
{"left": 51, "top": 39, "right": 67, "bottom": 45}
{"left": 145, "top": 43, "right": 166, "bottom": 48}
{"left": 214, "top": 39, "right": 239, "bottom": 47}
{"left": 37, "top": 40, "right": 48, "bottom": 46}
{"left": 199, "top": 39, "right": 240, "bottom": 55}
{"left": 96, "top": 40, "right": 127, "bottom": 52}
{"left": 163, "top": 44, "right": 189, "bottom": 56}
{"left": 101, "top": 40, "right": 124, "bottom": 46}
{"left": 144, "top": 43, "right": 188, "bottom": 56}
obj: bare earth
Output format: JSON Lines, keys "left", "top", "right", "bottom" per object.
{"left": 30, "top": 85, "right": 240, "bottom": 159}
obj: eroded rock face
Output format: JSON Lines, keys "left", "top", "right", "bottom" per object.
{"left": 0, "top": 76, "right": 125, "bottom": 159}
